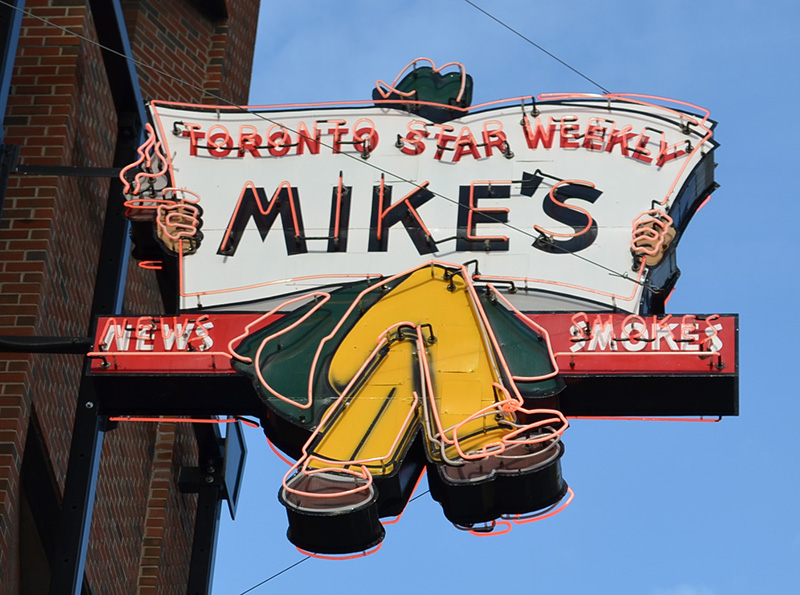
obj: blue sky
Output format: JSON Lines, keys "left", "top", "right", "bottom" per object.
{"left": 212, "top": 1, "right": 799, "bottom": 593}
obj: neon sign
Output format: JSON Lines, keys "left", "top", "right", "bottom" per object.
{"left": 107, "top": 58, "right": 735, "bottom": 555}
{"left": 91, "top": 312, "right": 736, "bottom": 373}
{"left": 124, "top": 66, "right": 716, "bottom": 313}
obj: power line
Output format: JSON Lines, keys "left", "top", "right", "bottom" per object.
{"left": 0, "top": 0, "right": 641, "bottom": 290}
{"left": 409, "top": 489, "right": 430, "bottom": 503}
{"left": 238, "top": 555, "right": 311, "bottom": 594}
{"left": 463, "top": 0, "right": 611, "bottom": 94}
{"left": 236, "top": 489, "right": 431, "bottom": 593}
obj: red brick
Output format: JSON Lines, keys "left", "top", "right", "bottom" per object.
{"left": 0, "top": 2, "right": 258, "bottom": 592}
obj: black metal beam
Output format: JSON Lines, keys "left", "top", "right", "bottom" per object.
{"left": 0, "top": 142, "right": 19, "bottom": 220}
{"left": 187, "top": 483, "right": 223, "bottom": 595}
{"left": 48, "top": 0, "right": 148, "bottom": 592}
{"left": 13, "top": 164, "right": 121, "bottom": 178}
{"left": 48, "top": 378, "right": 106, "bottom": 595}
{"left": 186, "top": 424, "right": 224, "bottom": 595}
{"left": 0, "top": 335, "right": 93, "bottom": 354}
{"left": 48, "top": 117, "right": 140, "bottom": 594}
{"left": 1, "top": 1, "right": 26, "bottom": 219}
{"left": 88, "top": 369, "right": 737, "bottom": 418}
{"left": 560, "top": 374, "right": 739, "bottom": 417}
{"left": 93, "top": 374, "right": 264, "bottom": 419}
{"left": 85, "top": 0, "right": 148, "bottom": 320}
{"left": 86, "top": 0, "right": 147, "bottom": 121}
{"left": 0, "top": 0, "right": 24, "bottom": 144}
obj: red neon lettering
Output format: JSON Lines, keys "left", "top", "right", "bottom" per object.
{"left": 570, "top": 312, "right": 590, "bottom": 342}
{"left": 296, "top": 121, "right": 320, "bottom": 155}
{"left": 656, "top": 134, "right": 689, "bottom": 167}
{"left": 160, "top": 317, "right": 180, "bottom": 341}
{"left": 604, "top": 125, "right": 635, "bottom": 157}
{"left": 702, "top": 315, "right": 722, "bottom": 352}
{"left": 375, "top": 180, "right": 433, "bottom": 241}
{"left": 326, "top": 120, "right": 349, "bottom": 154}
{"left": 582, "top": 119, "right": 607, "bottom": 151}
{"left": 182, "top": 122, "right": 205, "bottom": 156}
{"left": 651, "top": 315, "right": 678, "bottom": 350}
{"left": 331, "top": 172, "right": 345, "bottom": 246}
{"left": 621, "top": 315, "right": 648, "bottom": 352}
{"left": 533, "top": 180, "right": 596, "bottom": 239}
{"left": 452, "top": 126, "right": 481, "bottom": 162}
{"left": 190, "top": 315, "right": 214, "bottom": 351}
{"left": 135, "top": 316, "right": 156, "bottom": 351}
{"left": 621, "top": 315, "right": 647, "bottom": 341}
{"left": 238, "top": 125, "right": 262, "bottom": 158}
{"left": 161, "top": 317, "right": 195, "bottom": 350}
{"left": 680, "top": 315, "right": 700, "bottom": 351}
{"left": 218, "top": 181, "right": 304, "bottom": 255}
{"left": 267, "top": 124, "right": 292, "bottom": 157}
{"left": 466, "top": 182, "right": 509, "bottom": 245}
{"left": 400, "top": 121, "right": 428, "bottom": 155}
{"left": 588, "top": 315, "right": 617, "bottom": 351}
{"left": 352, "top": 118, "right": 379, "bottom": 154}
{"left": 521, "top": 116, "right": 556, "bottom": 149}
{"left": 431, "top": 123, "right": 456, "bottom": 160}
{"left": 630, "top": 131, "right": 653, "bottom": 164}
{"left": 560, "top": 117, "right": 581, "bottom": 149}
{"left": 569, "top": 313, "right": 719, "bottom": 354}
{"left": 481, "top": 121, "right": 507, "bottom": 157}
{"left": 207, "top": 125, "right": 233, "bottom": 157}
{"left": 100, "top": 318, "right": 132, "bottom": 351}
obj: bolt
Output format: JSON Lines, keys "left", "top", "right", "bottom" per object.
{"left": 85, "top": 401, "right": 94, "bottom": 409}
{"left": 204, "top": 475, "right": 214, "bottom": 484}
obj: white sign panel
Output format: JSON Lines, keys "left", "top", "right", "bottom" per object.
{"left": 140, "top": 94, "right": 715, "bottom": 312}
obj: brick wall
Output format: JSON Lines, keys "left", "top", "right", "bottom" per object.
{"left": 203, "top": 0, "right": 260, "bottom": 105}
{"left": 1, "top": 3, "right": 110, "bottom": 590}
{"left": 0, "top": 0, "right": 259, "bottom": 592}
{"left": 121, "top": 0, "right": 259, "bottom": 106}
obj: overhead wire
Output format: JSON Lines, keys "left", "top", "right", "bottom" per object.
{"left": 236, "top": 488, "right": 432, "bottom": 593}
{"left": 462, "top": 0, "right": 611, "bottom": 94}
{"left": 409, "top": 489, "right": 430, "bottom": 503}
{"left": 237, "top": 555, "right": 310, "bottom": 594}
{"left": 0, "top": 0, "right": 644, "bottom": 290}
{"left": 240, "top": 408, "right": 433, "bottom": 592}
